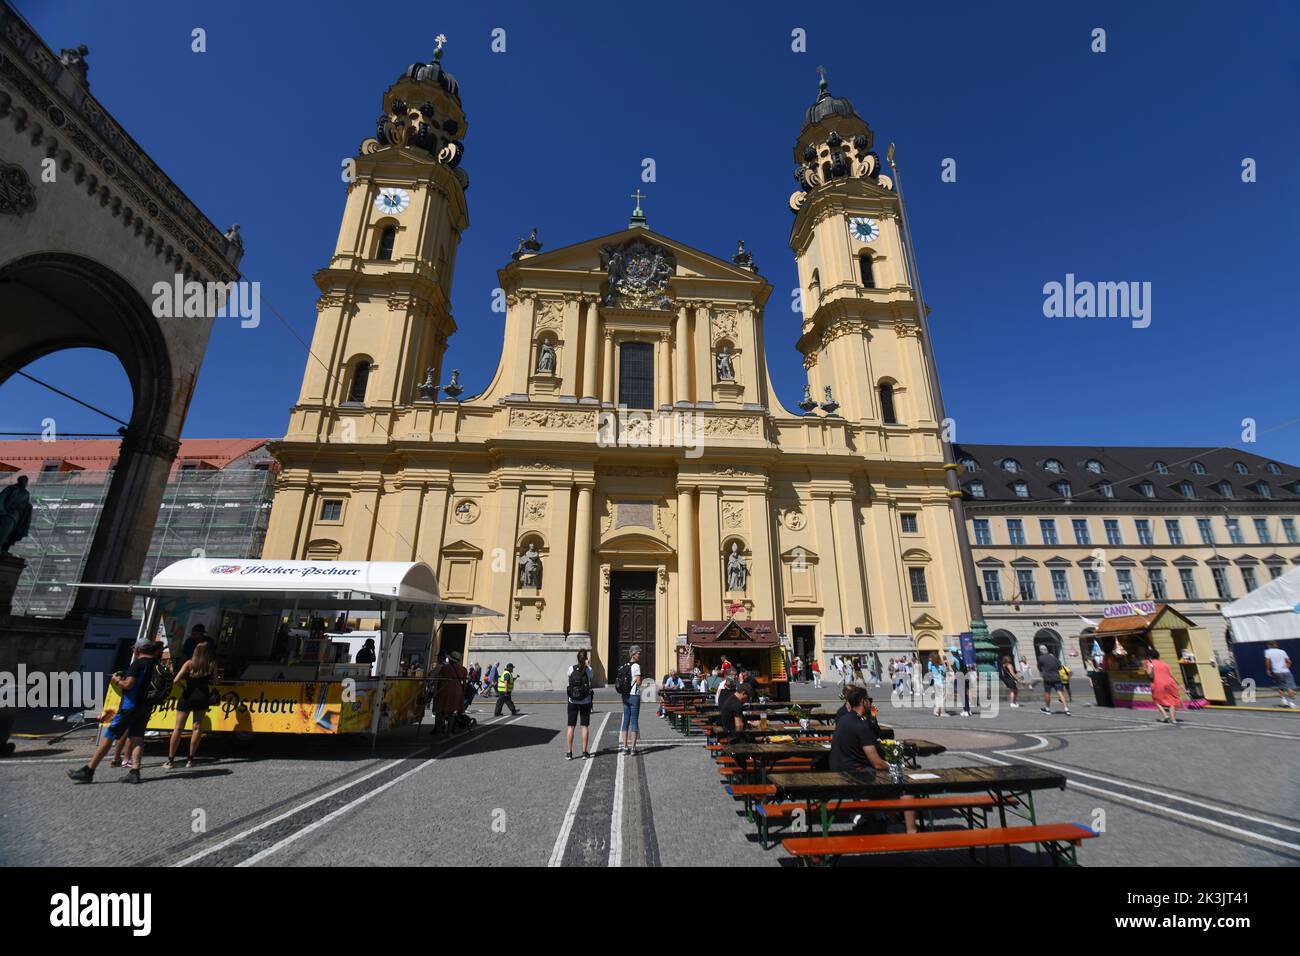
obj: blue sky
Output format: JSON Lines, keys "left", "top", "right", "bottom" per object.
{"left": 7, "top": 0, "right": 1300, "bottom": 462}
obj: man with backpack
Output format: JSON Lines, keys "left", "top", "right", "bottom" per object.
{"left": 493, "top": 662, "right": 519, "bottom": 716}
{"left": 68, "top": 640, "right": 168, "bottom": 785}
{"left": 615, "top": 645, "right": 643, "bottom": 756}
{"left": 564, "top": 650, "right": 595, "bottom": 760}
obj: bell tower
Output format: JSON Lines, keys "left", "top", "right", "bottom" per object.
{"left": 285, "top": 37, "right": 469, "bottom": 443}
{"left": 787, "top": 71, "right": 937, "bottom": 435}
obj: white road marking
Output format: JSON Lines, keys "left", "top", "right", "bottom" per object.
{"left": 548, "top": 711, "right": 611, "bottom": 867}
{"left": 609, "top": 743, "right": 626, "bottom": 867}
{"left": 173, "top": 715, "right": 515, "bottom": 867}
{"left": 952, "top": 741, "right": 1300, "bottom": 851}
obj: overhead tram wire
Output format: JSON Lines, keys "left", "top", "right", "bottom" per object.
{"left": 1, "top": 365, "right": 130, "bottom": 430}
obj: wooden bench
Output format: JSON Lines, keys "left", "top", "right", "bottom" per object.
{"left": 783, "top": 823, "right": 1098, "bottom": 866}
{"left": 752, "top": 793, "right": 1007, "bottom": 848}
{"left": 724, "top": 783, "right": 776, "bottom": 819}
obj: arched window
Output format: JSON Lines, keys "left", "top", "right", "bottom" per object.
{"left": 1189, "top": 461, "right": 1206, "bottom": 475}
{"left": 1085, "top": 459, "right": 1103, "bottom": 474}
{"left": 346, "top": 360, "right": 371, "bottom": 404}
{"left": 1233, "top": 461, "right": 1248, "bottom": 475}
{"left": 968, "top": 480, "right": 985, "bottom": 498}
{"left": 1044, "top": 459, "right": 1062, "bottom": 473}
{"left": 1265, "top": 461, "right": 1282, "bottom": 475}
{"left": 1001, "top": 458, "right": 1020, "bottom": 473}
{"left": 1153, "top": 460, "right": 1168, "bottom": 474}
{"left": 376, "top": 226, "right": 396, "bottom": 261}
{"left": 959, "top": 457, "right": 978, "bottom": 472}
{"left": 878, "top": 382, "right": 898, "bottom": 424}
{"left": 858, "top": 253, "right": 875, "bottom": 289}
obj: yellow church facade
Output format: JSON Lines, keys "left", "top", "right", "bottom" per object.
{"left": 263, "top": 49, "right": 977, "bottom": 688}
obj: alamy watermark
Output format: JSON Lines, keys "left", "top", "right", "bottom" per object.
{"left": 151, "top": 274, "right": 261, "bottom": 328}
{"left": 0, "top": 666, "right": 104, "bottom": 710}
{"left": 596, "top": 407, "right": 704, "bottom": 459}
{"left": 1043, "top": 273, "right": 1151, "bottom": 329}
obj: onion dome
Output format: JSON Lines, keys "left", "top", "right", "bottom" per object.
{"left": 803, "top": 72, "right": 859, "bottom": 128}
{"left": 369, "top": 36, "right": 469, "bottom": 189}
{"left": 399, "top": 38, "right": 461, "bottom": 106}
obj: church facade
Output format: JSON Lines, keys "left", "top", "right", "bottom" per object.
{"left": 262, "top": 48, "right": 977, "bottom": 688}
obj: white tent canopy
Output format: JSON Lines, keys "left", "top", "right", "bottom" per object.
{"left": 149, "top": 558, "right": 441, "bottom": 605}
{"left": 1221, "top": 563, "right": 1300, "bottom": 644}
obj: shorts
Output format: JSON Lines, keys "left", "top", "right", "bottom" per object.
{"left": 620, "top": 693, "right": 641, "bottom": 733}
{"left": 104, "top": 706, "right": 152, "bottom": 741}
{"left": 1274, "top": 671, "right": 1297, "bottom": 691}
{"left": 566, "top": 701, "right": 592, "bottom": 727}
{"left": 1043, "top": 679, "right": 1064, "bottom": 692}
{"left": 177, "top": 691, "right": 210, "bottom": 714}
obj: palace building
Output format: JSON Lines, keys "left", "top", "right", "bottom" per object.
{"left": 262, "top": 48, "right": 978, "bottom": 688}
{"left": 956, "top": 444, "right": 1300, "bottom": 674}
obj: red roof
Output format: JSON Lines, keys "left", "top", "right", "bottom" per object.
{"left": 0, "top": 438, "right": 271, "bottom": 474}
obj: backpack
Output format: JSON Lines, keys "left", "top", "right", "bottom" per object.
{"left": 144, "top": 661, "right": 174, "bottom": 707}
{"left": 614, "top": 662, "right": 634, "bottom": 695}
{"left": 567, "top": 665, "right": 592, "bottom": 701}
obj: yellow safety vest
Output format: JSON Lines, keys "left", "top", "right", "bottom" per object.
{"left": 497, "top": 672, "right": 514, "bottom": 693}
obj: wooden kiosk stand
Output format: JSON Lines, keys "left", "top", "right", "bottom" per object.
{"left": 1084, "top": 602, "right": 1226, "bottom": 708}
{"left": 686, "top": 618, "right": 790, "bottom": 701}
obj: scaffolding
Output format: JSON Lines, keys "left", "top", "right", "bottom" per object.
{"left": 10, "top": 463, "right": 275, "bottom": 617}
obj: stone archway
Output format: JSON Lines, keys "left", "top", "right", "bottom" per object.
{"left": 991, "top": 628, "right": 1019, "bottom": 665}
{"left": 0, "top": 253, "right": 176, "bottom": 616}
{"left": 1033, "top": 628, "right": 1063, "bottom": 661}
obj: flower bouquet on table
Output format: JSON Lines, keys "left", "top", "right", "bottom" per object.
{"left": 788, "top": 703, "right": 810, "bottom": 731}
{"left": 877, "top": 738, "right": 906, "bottom": 781}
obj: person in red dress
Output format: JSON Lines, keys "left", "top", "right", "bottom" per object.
{"left": 1146, "top": 647, "right": 1182, "bottom": 724}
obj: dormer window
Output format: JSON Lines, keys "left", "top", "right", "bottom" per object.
{"left": 1044, "top": 459, "right": 1062, "bottom": 474}
{"left": 1055, "top": 480, "right": 1073, "bottom": 498}
{"left": 1233, "top": 461, "right": 1248, "bottom": 475}
{"left": 1153, "top": 461, "right": 1168, "bottom": 474}
{"left": 1190, "top": 461, "right": 1206, "bottom": 475}
{"left": 1012, "top": 481, "right": 1029, "bottom": 498}
{"left": 968, "top": 480, "right": 985, "bottom": 498}
{"left": 1138, "top": 481, "right": 1155, "bottom": 498}
{"left": 1256, "top": 482, "right": 1273, "bottom": 499}
{"left": 1215, "top": 481, "right": 1233, "bottom": 499}
{"left": 1177, "top": 481, "right": 1194, "bottom": 498}
{"left": 1099, "top": 481, "right": 1114, "bottom": 498}
{"left": 1265, "top": 461, "right": 1282, "bottom": 475}
{"left": 1001, "top": 458, "right": 1020, "bottom": 473}
{"left": 1085, "top": 459, "right": 1103, "bottom": 474}
{"left": 959, "top": 457, "right": 978, "bottom": 472}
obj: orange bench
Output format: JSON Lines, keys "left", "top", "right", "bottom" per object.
{"left": 753, "top": 793, "right": 1009, "bottom": 848}
{"left": 783, "top": 823, "right": 1098, "bottom": 866}
{"left": 724, "top": 782, "right": 777, "bottom": 818}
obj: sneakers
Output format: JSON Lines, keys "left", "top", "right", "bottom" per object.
{"left": 67, "top": 765, "right": 94, "bottom": 784}
{"left": 1040, "top": 707, "right": 1052, "bottom": 715}
{"left": 582, "top": 751, "right": 591, "bottom": 759}
{"left": 1009, "top": 703, "right": 1020, "bottom": 708}
{"left": 1063, "top": 709, "right": 1071, "bottom": 716}
{"left": 164, "top": 759, "right": 176, "bottom": 770}
{"left": 565, "top": 752, "right": 573, "bottom": 761}
{"left": 120, "top": 769, "right": 141, "bottom": 784}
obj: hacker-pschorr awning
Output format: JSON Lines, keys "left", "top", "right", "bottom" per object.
{"left": 687, "top": 618, "right": 778, "bottom": 649}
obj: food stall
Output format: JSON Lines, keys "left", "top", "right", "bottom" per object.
{"left": 1221, "top": 564, "right": 1300, "bottom": 686}
{"left": 88, "top": 558, "right": 496, "bottom": 745}
{"left": 1080, "top": 602, "right": 1225, "bottom": 708}
{"left": 685, "top": 618, "right": 789, "bottom": 701}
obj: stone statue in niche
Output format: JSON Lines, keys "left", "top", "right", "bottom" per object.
{"left": 517, "top": 543, "right": 542, "bottom": 588}
{"left": 536, "top": 340, "right": 556, "bottom": 374}
{"left": 0, "top": 475, "right": 33, "bottom": 554}
{"left": 725, "top": 541, "right": 748, "bottom": 591}
{"left": 715, "top": 346, "right": 735, "bottom": 382}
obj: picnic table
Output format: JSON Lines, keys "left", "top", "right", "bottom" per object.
{"left": 724, "top": 737, "right": 942, "bottom": 782}
{"left": 767, "top": 764, "right": 1065, "bottom": 838}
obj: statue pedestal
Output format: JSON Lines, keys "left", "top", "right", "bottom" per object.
{"left": 0, "top": 553, "right": 25, "bottom": 616}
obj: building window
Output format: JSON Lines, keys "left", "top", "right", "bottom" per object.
{"left": 1016, "top": 569, "right": 1037, "bottom": 601}
{"left": 1044, "top": 459, "right": 1062, "bottom": 473}
{"left": 319, "top": 499, "right": 343, "bottom": 522}
{"left": 617, "top": 341, "right": 655, "bottom": 409}
{"left": 1072, "top": 519, "right": 1091, "bottom": 545}
{"left": 1104, "top": 519, "right": 1123, "bottom": 546}
{"left": 1241, "top": 566, "right": 1259, "bottom": 592}
{"left": 982, "top": 570, "right": 1003, "bottom": 602}
{"left": 1283, "top": 518, "right": 1298, "bottom": 544}
{"left": 1084, "top": 569, "right": 1104, "bottom": 601}
{"left": 346, "top": 361, "right": 371, "bottom": 404}
{"left": 1165, "top": 519, "right": 1183, "bottom": 545}
{"left": 1055, "top": 481, "right": 1073, "bottom": 498}
{"left": 879, "top": 383, "right": 898, "bottom": 424}
{"left": 1197, "top": 518, "right": 1215, "bottom": 545}
{"left": 1215, "top": 481, "right": 1234, "bottom": 499}
{"left": 909, "top": 567, "right": 929, "bottom": 603}
{"left": 1012, "top": 481, "right": 1029, "bottom": 498}
{"left": 1099, "top": 481, "right": 1114, "bottom": 498}
{"left": 1086, "top": 459, "right": 1103, "bottom": 474}
{"left": 1136, "top": 520, "right": 1154, "bottom": 546}
{"left": 1226, "top": 518, "right": 1243, "bottom": 544}
{"left": 1232, "top": 461, "right": 1248, "bottom": 475}
{"left": 1153, "top": 461, "right": 1169, "bottom": 474}
{"left": 1178, "top": 481, "right": 1195, "bottom": 498}
{"left": 973, "top": 518, "right": 992, "bottom": 545}
{"left": 1138, "top": 481, "right": 1155, "bottom": 498}
{"left": 1266, "top": 462, "right": 1282, "bottom": 475}
{"left": 959, "top": 457, "right": 978, "bottom": 472}
{"left": 900, "top": 512, "right": 918, "bottom": 534}
{"left": 1254, "top": 518, "right": 1271, "bottom": 544}
{"left": 1179, "top": 568, "right": 1199, "bottom": 600}
{"left": 1007, "top": 519, "right": 1026, "bottom": 546}
{"left": 1211, "top": 566, "right": 1231, "bottom": 600}
{"left": 1117, "top": 569, "right": 1136, "bottom": 600}
{"left": 1256, "top": 482, "right": 1272, "bottom": 499}
{"left": 1051, "top": 569, "right": 1071, "bottom": 602}
{"left": 1190, "top": 461, "right": 1206, "bottom": 475}
{"left": 968, "top": 481, "right": 985, "bottom": 498}
{"left": 376, "top": 225, "right": 396, "bottom": 261}
{"left": 858, "top": 253, "right": 875, "bottom": 288}
{"left": 1039, "top": 519, "right": 1059, "bottom": 545}
{"left": 1001, "top": 458, "right": 1020, "bottom": 473}
{"left": 1148, "top": 569, "right": 1167, "bottom": 601}
{"left": 1269, "top": 564, "right": 1284, "bottom": 580}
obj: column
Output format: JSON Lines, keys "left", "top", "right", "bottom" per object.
{"left": 698, "top": 487, "right": 722, "bottom": 615}
{"left": 811, "top": 492, "right": 845, "bottom": 634}
{"left": 570, "top": 484, "right": 595, "bottom": 637}
{"left": 581, "top": 301, "right": 599, "bottom": 401}
{"left": 389, "top": 480, "right": 425, "bottom": 560}
{"left": 674, "top": 305, "right": 690, "bottom": 406}
{"left": 602, "top": 331, "right": 615, "bottom": 405}
{"left": 510, "top": 296, "right": 534, "bottom": 396}
{"left": 677, "top": 486, "right": 698, "bottom": 637}
{"left": 693, "top": 303, "right": 712, "bottom": 404}
{"left": 657, "top": 332, "right": 672, "bottom": 408}
{"left": 348, "top": 483, "right": 382, "bottom": 559}
{"left": 832, "top": 494, "right": 868, "bottom": 633}
{"left": 559, "top": 297, "right": 581, "bottom": 394}
{"left": 485, "top": 483, "right": 522, "bottom": 633}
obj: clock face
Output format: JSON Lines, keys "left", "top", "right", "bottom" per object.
{"left": 848, "top": 216, "right": 880, "bottom": 243}
{"left": 375, "top": 187, "right": 410, "bottom": 215}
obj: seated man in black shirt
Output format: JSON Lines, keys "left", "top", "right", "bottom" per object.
{"left": 717, "top": 681, "right": 750, "bottom": 742}
{"left": 830, "top": 687, "right": 916, "bottom": 833}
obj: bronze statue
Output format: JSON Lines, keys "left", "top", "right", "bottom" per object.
{"left": 0, "top": 475, "right": 33, "bottom": 554}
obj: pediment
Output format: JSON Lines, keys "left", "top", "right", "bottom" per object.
{"left": 781, "top": 546, "right": 820, "bottom": 562}
{"left": 440, "top": 539, "right": 483, "bottom": 558}
{"left": 911, "top": 612, "right": 944, "bottom": 629}
{"left": 501, "top": 227, "right": 763, "bottom": 285}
